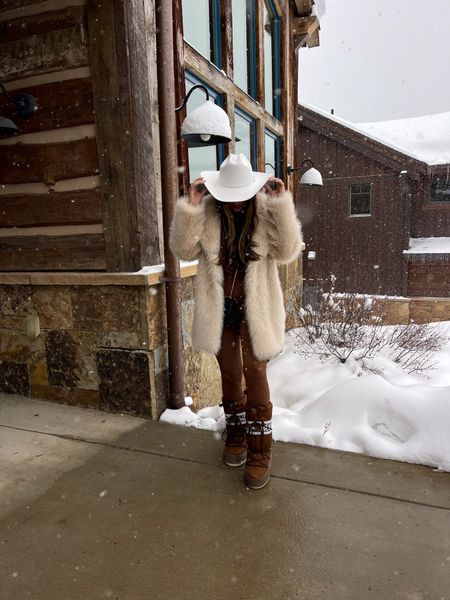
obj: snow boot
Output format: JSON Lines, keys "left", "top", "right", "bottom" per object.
{"left": 221, "top": 394, "right": 247, "bottom": 467}
{"left": 244, "top": 404, "right": 273, "bottom": 489}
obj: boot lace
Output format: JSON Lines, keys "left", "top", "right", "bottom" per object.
{"left": 221, "top": 411, "right": 246, "bottom": 447}
{"left": 246, "top": 421, "right": 271, "bottom": 467}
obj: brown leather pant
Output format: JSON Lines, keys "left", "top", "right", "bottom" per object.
{"left": 215, "top": 264, "right": 272, "bottom": 421}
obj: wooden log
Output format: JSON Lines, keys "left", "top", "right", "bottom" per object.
{"left": 0, "top": 233, "right": 106, "bottom": 270}
{"left": 87, "top": 0, "right": 161, "bottom": 271}
{"left": 0, "top": 6, "right": 86, "bottom": 42}
{"left": 0, "top": 25, "right": 88, "bottom": 82}
{"left": 0, "top": 78, "right": 94, "bottom": 135}
{"left": 0, "top": 138, "right": 98, "bottom": 184}
{"left": 0, "top": 189, "right": 102, "bottom": 227}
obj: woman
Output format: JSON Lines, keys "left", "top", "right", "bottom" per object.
{"left": 169, "top": 153, "right": 303, "bottom": 489}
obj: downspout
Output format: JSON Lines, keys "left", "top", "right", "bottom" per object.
{"left": 155, "top": 0, "right": 186, "bottom": 409}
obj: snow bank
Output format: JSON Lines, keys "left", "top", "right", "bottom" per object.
{"left": 160, "top": 322, "right": 450, "bottom": 472}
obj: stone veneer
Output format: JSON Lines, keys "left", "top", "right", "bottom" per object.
{"left": 0, "top": 258, "right": 304, "bottom": 417}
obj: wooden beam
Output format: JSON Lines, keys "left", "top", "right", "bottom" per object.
{"left": 293, "top": 0, "right": 313, "bottom": 17}
{"left": 291, "top": 15, "right": 319, "bottom": 37}
{"left": 86, "top": 0, "right": 161, "bottom": 271}
{"left": 0, "top": 5, "right": 86, "bottom": 42}
{"left": 255, "top": 0, "right": 265, "bottom": 107}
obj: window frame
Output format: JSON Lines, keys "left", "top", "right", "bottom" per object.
{"left": 264, "top": 128, "right": 282, "bottom": 177}
{"left": 182, "top": 0, "right": 222, "bottom": 68}
{"left": 349, "top": 183, "right": 372, "bottom": 217}
{"left": 264, "top": 0, "right": 282, "bottom": 120}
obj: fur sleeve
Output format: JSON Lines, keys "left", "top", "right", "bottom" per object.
{"left": 169, "top": 195, "right": 207, "bottom": 261}
{"left": 264, "top": 190, "right": 303, "bottom": 265}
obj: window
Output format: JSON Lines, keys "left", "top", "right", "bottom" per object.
{"left": 185, "top": 73, "right": 225, "bottom": 181}
{"left": 264, "top": 130, "right": 281, "bottom": 176}
{"left": 430, "top": 176, "right": 450, "bottom": 203}
{"left": 263, "top": 2, "right": 281, "bottom": 118}
{"left": 231, "top": 0, "right": 256, "bottom": 97}
{"left": 182, "top": 0, "right": 221, "bottom": 67}
{"left": 350, "top": 184, "right": 371, "bottom": 216}
{"left": 234, "top": 108, "right": 257, "bottom": 169}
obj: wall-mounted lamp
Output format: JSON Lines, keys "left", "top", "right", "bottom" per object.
{"left": 0, "top": 82, "right": 36, "bottom": 135}
{"left": 175, "top": 84, "right": 231, "bottom": 148}
{"left": 287, "top": 159, "right": 323, "bottom": 186}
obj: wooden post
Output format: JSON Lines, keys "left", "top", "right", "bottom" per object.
{"left": 86, "top": 0, "right": 160, "bottom": 271}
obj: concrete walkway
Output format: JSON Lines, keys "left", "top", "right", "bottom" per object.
{"left": 1, "top": 394, "right": 449, "bottom": 600}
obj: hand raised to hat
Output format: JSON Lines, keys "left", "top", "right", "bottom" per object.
{"left": 264, "top": 177, "right": 285, "bottom": 198}
{"left": 188, "top": 177, "right": 208, "bottom": 207}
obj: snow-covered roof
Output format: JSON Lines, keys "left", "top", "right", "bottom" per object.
{"left": 403, "top": 237, "right": 450, "bottom": 255}
{"left": 300, "top": 102, "right": 450, "bottom": 167}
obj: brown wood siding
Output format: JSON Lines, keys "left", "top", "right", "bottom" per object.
{"left": 410, "top": 177, "right": 450, "bottom": 238}
{"left": 407, "top": 260, "right": 450, "bottom": 297}
{"left": 0, "top": 2, "right": 106, "bottom": 272}
{"left": 299, "top": 125, "right": 410, "bottom": 295}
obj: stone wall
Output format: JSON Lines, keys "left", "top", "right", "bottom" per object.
{"left": 0, "top": 258, "right": 304, "bottom": 417}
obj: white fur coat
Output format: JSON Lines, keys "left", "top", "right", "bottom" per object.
{"left": 169, "top": 190, "right": 303, "bottom": 361}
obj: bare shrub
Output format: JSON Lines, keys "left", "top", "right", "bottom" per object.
{"left": 289, "top": 274, "right": 446, "bottom": 375}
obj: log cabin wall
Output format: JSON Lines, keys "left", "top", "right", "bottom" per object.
{"left": 0, "top": 0, "right": 105, "bottom": 271}
{"left": 0, "top": 0, "right": 162, "bottom": 272}
{"left": 298, "top": 124, "right": 411, "bottom": 296}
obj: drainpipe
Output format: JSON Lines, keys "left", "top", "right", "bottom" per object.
{"left": 155, "top": 0, "right": 185, "bottom": 409}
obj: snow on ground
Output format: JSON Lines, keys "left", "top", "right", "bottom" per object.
{"left": 403, "top": 237, "right": 450, "bottom": 255}
{"left": 160, "top": 321, "right": 450, "bottom": 472}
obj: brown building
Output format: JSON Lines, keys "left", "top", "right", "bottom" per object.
{"left": 0, "top": 0, "right": 319, "bottom": 417}
{"left": 297, "top": 104, "right": 450, "bottom": 300}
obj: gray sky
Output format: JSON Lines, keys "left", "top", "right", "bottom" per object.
{"left": 298, "top": 0, "right": 450, "bottom": 123}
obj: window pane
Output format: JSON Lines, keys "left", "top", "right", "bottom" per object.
{"left": 182, "top": 0, "right": 210, "bottom": 59}
{"left": 232, "top": 0, "right": 248, "bottom": 91}
{"left": 186, "top": 78, "right": 217, "bottom": 182}
{"left": 431, "top": 177, "right": 450, "bottom": 202}
{"left": 350, "top": 184, "right": 371, "bottom": 215}
{"left": 264, "top": 5, "right": 273, "bottom": 115}
{"left": 235, "top": 111, "right": 255, "bottom": 167}
{"left": 265, "top": 133, "right": 276, "bottom": 174}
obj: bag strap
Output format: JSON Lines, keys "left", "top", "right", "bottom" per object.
{"left": 229, "top": 267, "right": 238, "bottom": 296}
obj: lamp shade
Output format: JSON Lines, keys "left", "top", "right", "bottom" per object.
{"left": 300, "top": 166, "right": 323, "bottom": 187}
{"left": 181, "top": 100, "right": 232, "bottom": 147}
{"left": 0, "top": 115, "right": 19, "bottom": 135}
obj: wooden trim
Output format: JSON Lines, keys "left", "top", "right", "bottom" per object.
{"left": 256, "top": 119, "right": 265, "bottom": 172}
{"left": 185, "top": 42, "right": 284, "bottom": 136}
{"left": 0, "top": 262, "right": 199, "bottom": 286}
{"left": 1, "top": 5, "right": 86, "bottom": 42}
{"left": 173, "top": 0, "right": 189, "bottom": 196}
{"left": 86, "top": 0, "right": 160, "bottom": 271}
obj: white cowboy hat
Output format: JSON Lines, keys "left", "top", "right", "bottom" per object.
{"left": 201, "top": 153, "right": 269, "bottom": 202}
